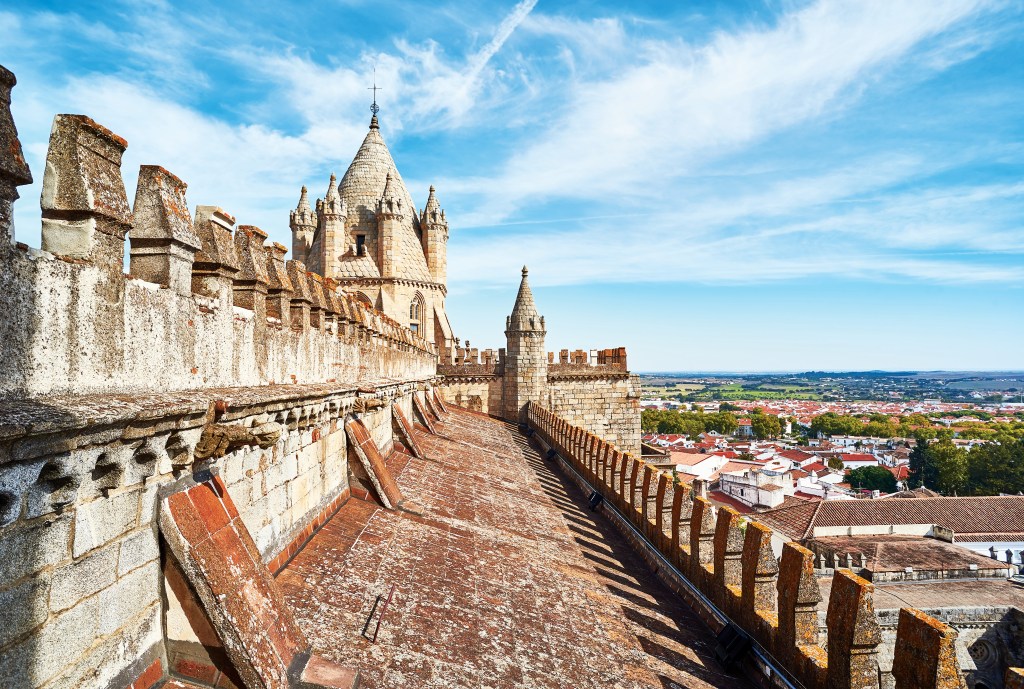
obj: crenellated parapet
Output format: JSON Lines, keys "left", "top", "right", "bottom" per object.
{"left": 0, "top": 64, "right": 436, "bottom": 398}
{"left": 526, "top": 403, "right": 1008, "bottom": 689}
{"left": 547, "top": 346, "right": 630, "bottom": 377}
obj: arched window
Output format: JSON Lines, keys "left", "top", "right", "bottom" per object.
{"left": 409, "top": 294, "right": 424, "bottom": 334}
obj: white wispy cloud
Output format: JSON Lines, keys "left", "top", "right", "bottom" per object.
{"left": 3, "top": 0, "right": 1021, "bottom": 295}
{"left": 450, "top": 0, "right": 1001, "bottom": 223}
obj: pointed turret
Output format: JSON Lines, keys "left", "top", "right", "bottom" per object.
{"left": 376, "top": 172, "right": 404, "bottom": 277}
{"left": 508, "top": 266, "right": 543, "bottom": 332}
{"left": 504, "top": 266, "right": 547, "bottom": 422}
{"left": 313, "top": 173, "right": 346, "bottom": 274}
{"left": 322, "top": 173, "right": 345, "bottom": 217}
{"left": 420, "top": 184, "right": 448, "bottom": 285}
{"left": 289, "top": 185, "right": 317, "bottom": 264}
{"left": 377, "top": 171, "right": 403, "bottom": 219}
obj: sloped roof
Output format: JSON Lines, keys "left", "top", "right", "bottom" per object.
{"left": 335, "top": 116, "right": 432, "bottom": 282}
{"left": 758, "top": 495, "right": 1024, "bottom": 541}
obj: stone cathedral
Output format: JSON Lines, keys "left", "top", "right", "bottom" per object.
{"left": 289, "top": 114, "right": 453, "bottom": 357}
{"left": 0, "top": 63, "right": 1002, "bottom": 689}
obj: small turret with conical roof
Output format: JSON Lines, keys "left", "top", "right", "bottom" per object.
{"left": 322, "top": 172, "right": 345, "bottom": 218}
{"left": 289, "top": 185, "right": 316, "bottom": 265}
{"left": 376, "top": 171, "right": 403, "bottom": 276}
{"left": 420, "top": 185, "right": 448, "bottom": 285}
{"left": 310, "top": 173, "right": 347, "bottom": 275}
{"left": 504, "top": 266, "right": 548, "bottom": 422}
{"left": 377, "top": 171, "right": 404, "bottom": 219}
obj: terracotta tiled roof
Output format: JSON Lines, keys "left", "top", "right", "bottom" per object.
{"left": 757, "top": 499, "right": 822, "bottom": 539}
{"left": 708, "top": 490, "right": 755, "bottom": 514}
{"left": 838, "top": 453, "right": 876, "bottom": 463}
{"left": 778, "top": 449, "right": 814, "bottom": 462}
{"left": 758, "top": 495, "right": 1024, "bottom": 541}
{"left": 885, "top": 465, "right": 910, "bottom": 480}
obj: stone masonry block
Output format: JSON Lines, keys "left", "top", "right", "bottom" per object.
{"left": 0, "top": 573, "right": 50, "bottom": 648}
{"left": 118, "top": 526, "right": 160, "bottom": 576}
{"left": 50, "top": 540, "right": 118, "bottom": 613}
{"left": 130, "top": 165, "right": 202, "bottom": 294}
{"left": 99, "top": 560, "right": 161, "bottom": 636}
{"left": 0, "top": 513, "right": 72, "bottom": 584}
{"left": 826, "top": 569, "right": 882, "bottom": 689}
{"left": 891, "top": 608, "right": 965, "bottom": 689}
{"left": 41, "top": 114, "right": 131, "bottom": 261}
{"left": 0, "top": 592, "right": 100, "bottom": 687}
{"left": 42, "top": 600, "right": 161, "bottom": 689}
{"left": 73, "top": 488, "right": 141, "bottom": 558}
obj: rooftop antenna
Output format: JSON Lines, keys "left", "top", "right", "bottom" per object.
{"left": 368, "top": 67, "right": 381, "bottom": 116}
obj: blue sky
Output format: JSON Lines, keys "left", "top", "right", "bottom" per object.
{"left": 2, "top": 0, "right": 1022, "bottom": 371}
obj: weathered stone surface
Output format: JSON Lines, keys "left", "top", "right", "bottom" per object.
{"left": 826, "top": 569, "right": 882, "bottom": 689}
{"left": 0, "top": 574, "right": 50, "bottom": 647}
{"left": 159, "top": 475, "right": 310, "bottom": 689}
{"left": 713, "top": 505, "right": 745, "bottom": 605}
{"left": 40, "top": 114, "right": 131, "bottom": 259}
{"left": 891, "top": 607, "right": 965, "bottom": 689}
{"left": 0, "top": 65, "right": 32, "bottom": 242}
{"left": 118, "top": 527, "right": 160, "bottom": 575}
{"left": 0, "top": 513, "right": 72, "bottom": 583}
{"left": 345, "top": 418, "right": 404, "bottom": 508}
{"left": 72, "top": 488, "right": 141, "bottom": 557}
{"left": 49, "top": 540, "right": 119, "bottom": 612}
{"left": 194, "top": 421, "right": 283, "bottom": 460}
{"left": 740, "top": 520, "right": 779, "bottom": 631}
{"left": 0, "top": 593, "right": 100, "bottom": 687}
{"left": 129, "top": 165, "right": 201, "bottom": 294}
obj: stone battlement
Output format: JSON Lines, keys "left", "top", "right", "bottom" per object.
{"left": 527, "top": 403, "right": 1021, "bottom": 689}
{"left": 548, "top": 346, "right": 628, "bottom": 372}
{"left": 0, "top": 73, "right": 435, "bottom": 400}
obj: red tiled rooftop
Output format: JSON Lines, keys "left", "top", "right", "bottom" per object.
{"left": 759, "top": 494, "right": 1024, "bottom": 541}
{"left": 277, "top": 408, "right": 748, "bottom": 689}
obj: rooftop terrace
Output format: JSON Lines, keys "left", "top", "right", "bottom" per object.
{"left": 276, "top": 408, "right": 747, "bottom": 689}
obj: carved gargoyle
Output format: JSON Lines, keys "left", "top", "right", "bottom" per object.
{"left": 193, "top": 422, "right": 283, "bottom": 460}
{"left": 353, "top": 398, "right": 385, "bottom": 413}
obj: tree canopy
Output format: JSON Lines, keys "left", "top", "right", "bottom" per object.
{"left": 846, "top": 466, "right": 897, "bottom": 493}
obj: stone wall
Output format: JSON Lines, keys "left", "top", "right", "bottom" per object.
{"left": 435, "top": 376, "right": 503, "bottom": 415}
{"left": 0, "top": 378, "right": 430, "bottom": 689}
{"left": 527, "top": 403, "right": 1022, "bottom": 689}
{"left": 547, "top": 373, "right": 641, "bottom": 455}
{"left": 0, "top": 64, "right": 441, "bottom": 689}
{"left": 435, "top": 369, "right": 642, "bottom": 455}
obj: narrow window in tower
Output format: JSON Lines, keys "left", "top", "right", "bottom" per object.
{"left": 409, "top": 295, "right": 423, "bottom": 334}
{"left": 355, "top": 234, "right": 366, "bottom": 256}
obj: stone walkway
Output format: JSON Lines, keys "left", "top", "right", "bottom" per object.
{"left": 277, "top": 408, "right": 749, "bottom": 689}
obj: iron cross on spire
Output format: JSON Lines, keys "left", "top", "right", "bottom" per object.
{"left": 368, "top": 68, "right": 381, "bottom": 116}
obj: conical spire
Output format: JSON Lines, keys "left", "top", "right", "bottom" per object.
{"left": 421, "top": 184, "right": 445, "bottom": 226}
{"left": 378, "top": 171, "right": 403, "bottom": 217}
{"left": 508, "top": 266, "right": 543, "bottom": 331}
{"left": 322, "top": 172, "right": 344, "bottom": 216}
{"left": 296, "top": 185, "right": 311, "bottom": 213}
{"left": 290, "top": 185, "right": 315, "bottom": 228}
{"left": 325, "top": 173, "right": 338, "bottom": 202}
